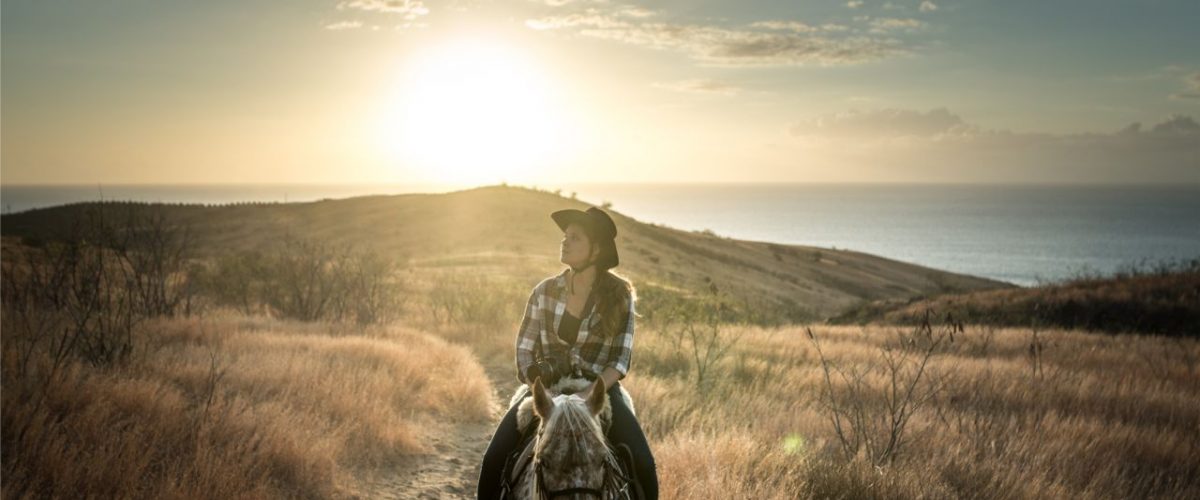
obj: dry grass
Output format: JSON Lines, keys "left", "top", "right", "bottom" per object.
{"left": 835, "top": 265, "right": 1200, "bottom": 336}
{"left": 8, "top": 188, "right": 1192, "bottom": 499}
{"left": 625, "top": 323, "right": 1200, "bottom": 499}
{"left": 5, "top": 300, "right": 1198, "bottom": 499}
{"left": 1, "top": 312, "right": 493, "bottom": 499}
{"left": 2, "top": 210, "right": 1194, "bottom": 499}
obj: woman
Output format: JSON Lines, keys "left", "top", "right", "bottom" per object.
{"left": 477, "top": 206, "right": 658, "bottom": 500}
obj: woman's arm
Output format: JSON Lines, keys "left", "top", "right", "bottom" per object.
{"left": 571, "top": 366, "right": 621, "bottom": 398}
{"left": 575, "top": 293, "right": 635, "bottom": 396}
{"left": 605, "top": 293, "right": 636, "bottom": 379}
{"left": 515, "top": 286, "right": 543, "bottom": 383}
{"left": 597, "top": 366, "right": 622, "bottom": 391}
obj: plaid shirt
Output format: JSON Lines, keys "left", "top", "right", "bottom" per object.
{"left": 515, "top": 269, "right": 636, "bottom": 383}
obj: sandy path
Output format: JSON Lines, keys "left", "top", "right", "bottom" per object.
{"left": 353, "top": 418, "right": 494, "bottom": 499}
{"left": 352, "top": 362, "right": 512, "bottom": 499}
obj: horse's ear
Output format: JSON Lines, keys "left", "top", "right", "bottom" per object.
{"left": 532, "top": 378, "right": 554, "bottom": 420}
{"left": 587, "top": 379, "right": 606, "bottom": 416}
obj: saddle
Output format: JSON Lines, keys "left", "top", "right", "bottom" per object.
{"left": 497, "top": 378, "right": 643, "bottom": 500}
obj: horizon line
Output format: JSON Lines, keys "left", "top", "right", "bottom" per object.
{"left": 4, "top": 180, "right": 1200, "bottom": 189}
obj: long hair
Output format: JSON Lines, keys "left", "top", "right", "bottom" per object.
{"left": 589, "top": 268, "right": 635, "bottom": 339}
{"left": 569, "top": 218, "right": 635, "bottom": 339}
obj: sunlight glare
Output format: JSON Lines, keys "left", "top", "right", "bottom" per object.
{"left": 377, "top": 38, "right": 575, "bottom": 186}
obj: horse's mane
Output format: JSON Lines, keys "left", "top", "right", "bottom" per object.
{"left": 507, "top": 378, "right": 636, "bottom": 499}
{"left": 535, "top": 394, "right": 612, "bottom": 459}
{"left": 532, "top": 391, "right": 622, "bottom": 499}
{"left": 513, "top": 377, "right": 629, "bottom": 432}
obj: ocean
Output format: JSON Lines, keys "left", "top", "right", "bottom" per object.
{"left": 4, "top": 183, "right": 1199, "bottom": 286}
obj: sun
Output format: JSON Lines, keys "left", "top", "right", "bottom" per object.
{"left": 377, "top": 38, "right": 575, "bottom": 186}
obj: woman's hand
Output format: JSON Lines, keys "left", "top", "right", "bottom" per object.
{"left": 570, "top": 382, "right": 597, "bottom": 399}
{"left": 570, "top": 367, "right": 621, "bottom": 398}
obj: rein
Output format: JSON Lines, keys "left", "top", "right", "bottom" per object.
{"left": 532, "top": 448, "right": 633, "bottom": 500}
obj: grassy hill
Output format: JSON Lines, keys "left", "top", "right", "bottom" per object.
{"left": 0, "top": 184, "right": 1007, "bottom": 321}
{"left": 5, "top": 184, "right": 1199, "bottom": 499}
{"left": 832, "top": 262, "right": 1200, "bottom": 336}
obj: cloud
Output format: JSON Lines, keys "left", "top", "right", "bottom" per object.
{"left": 652, "top": 78, "right": 741, "bottom": 96}
{"left": 786, "top": 108, "right": 1200, "bottom": 183}
{"left": 525, "top": 13, "right": 626, "bottom": 31}
{"left": 750, "top": 20, "right": 816, "bottom": 33}
{"left": 919, "top": 1, "right": 938, "bottom": 12}
{"left": 820, "top": 23, "right": 852, "bottom": 32}
{"left": 526, "top": 13, "right": 907, "bottom": 66}
{"left": 790, "top": 107, "right": 974, "bottom": 139}
{"left": 614, "top": 5, "right": 657, "bottom": 18}
{"left": 337, "top": 0, "right": 429, "bottom": 20}
{"left": 791, "top": 108, "right": 1200, "bottom": 143}
{"left": 324, "top": 20, "right": 364, "bottom": 30}
{"left": 537, "top": 0, "right": 655, "bottom": 12}
{"left": 751, "top": 20, "right": 851, "bottom": 33}
{"left": 1149, "top": 114, "right": 1200, "bottom": 133}
{"left": 1170, "top": 72, "right": 1200, "bottom": 100}
{"left": 868, "top": 17, "right": 926, "bottom": 33}
{"left": 846, "top": 1, "right": 864, "bottom": 8}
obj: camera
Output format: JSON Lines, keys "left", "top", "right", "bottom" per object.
{"left": 528, "top": 355, "right": 571, "bottom": 386}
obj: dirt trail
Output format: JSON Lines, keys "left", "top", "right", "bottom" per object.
{"left": 352, "top": 362, "right": 512, "bottom": 499}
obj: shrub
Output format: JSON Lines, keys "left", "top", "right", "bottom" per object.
{"left": 807, "top": 319, "right": 952, "bottom": 466}
{"left": 194, "top": 235, "right": 406, "bottom": 325}
{"left": 0, "top": 315, "right": 493, "bottom": 499}
{"left": 2, "top": 212, "right": 143, "bottom": 368}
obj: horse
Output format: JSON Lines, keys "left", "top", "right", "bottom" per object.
{"left": 501, "top": 377, "right": 637, "bottom": 500}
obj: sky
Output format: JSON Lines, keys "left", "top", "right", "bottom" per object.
{"left": 2, "top": 0, "right": 1199, "bottom": 186}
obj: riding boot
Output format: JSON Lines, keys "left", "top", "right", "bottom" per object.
{"left": 607, "top": 382, "right": 659, "bottom": 500}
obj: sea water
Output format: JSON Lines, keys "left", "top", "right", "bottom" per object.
{"left": 563, "top": 183, "right": 1200, "bottom": 286}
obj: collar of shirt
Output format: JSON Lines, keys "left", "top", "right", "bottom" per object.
{"left": 546, "top": 269, "right": 600, "bottom": 351}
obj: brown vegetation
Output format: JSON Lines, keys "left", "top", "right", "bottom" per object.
{"left": 6, "top": 256, "right": 1197, "bottom": 498}
{"left": 1, "top": 208, "right": 494, "bottom": 499}
{"left": 834, "top": 260, "right": 1200, "bottom": 336}
{"left": 1, "top": 313, "right": 493, "bottom": 499}
{"left": 193, "top": 233, "right": 406, "bottom": 325}
{"left": 628, "top": 321, "right": 1200, "bottom": 499}
{"left": 3, "top": 189, "right": 1195, "bottom": 499}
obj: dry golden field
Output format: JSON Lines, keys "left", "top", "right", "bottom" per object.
{"left": 1, "top": 312, "right": 493, "bottom": 499}
{"left": 5, "top": 286, "right": 1199, "bottom": 499}
{"left": 630, "top": 322, "right": 1200, "bottom": 499}
{"left": 2, "top": 190, "right": 1196, "bottom": 499}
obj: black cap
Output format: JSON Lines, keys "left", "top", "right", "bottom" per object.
{"left": 551, "top": 206, "right": 619, "bottom": 269}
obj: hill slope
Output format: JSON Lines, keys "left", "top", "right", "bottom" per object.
{"left": 832, "top": 264, "right": 1200, "bottom": 336}
{"left": 0, "top": 185, "right": 1009, "bottom": 319}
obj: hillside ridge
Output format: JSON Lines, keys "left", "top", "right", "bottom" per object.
{"left": 0, "top": 184, "right": 1010, "bottom": 319}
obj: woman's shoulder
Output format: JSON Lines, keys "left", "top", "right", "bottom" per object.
{"left": 602, "top": 271, "right": 636, "bottom": 301}
{"left": 532, "top": 269, "right": 570, "bottom": 295}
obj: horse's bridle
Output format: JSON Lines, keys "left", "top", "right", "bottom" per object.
{"left": 532, "top": 451, "right": 633, "bottom": 500}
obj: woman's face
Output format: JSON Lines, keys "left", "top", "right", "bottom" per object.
{"left": 560, "top": 223, "right": 598, "bottom": 269}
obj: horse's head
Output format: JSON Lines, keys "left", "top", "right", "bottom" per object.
{"left": 530, "top": 377, "right": 615, "bottom": 499}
